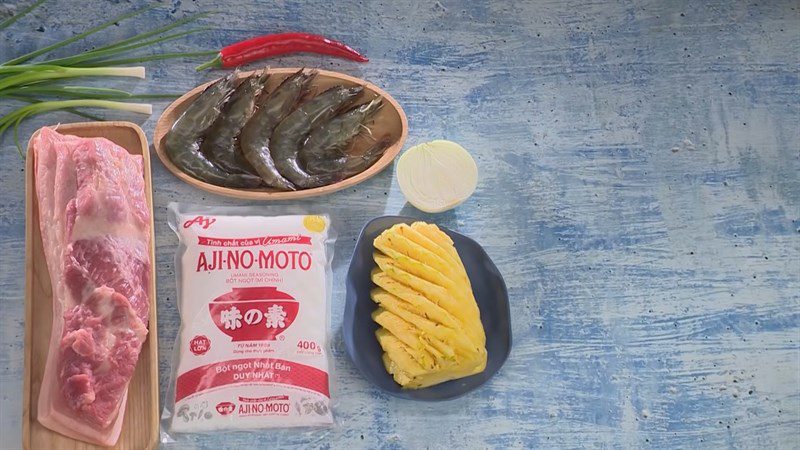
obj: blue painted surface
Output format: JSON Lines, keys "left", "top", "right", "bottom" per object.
{"left": 1, "top": 0, "right": 799, "bottom": 448}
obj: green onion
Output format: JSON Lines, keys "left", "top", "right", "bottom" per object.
{"left": 79, "top": 11, "right": 213, "bottom": 55}
{"left": 1, "top": 4, "right": 216, "bottom": 156}
{"left": 1, "top": 94, "right": 104, "bottom": 121}
{"left": 0, "top": 0, "right": 46, "bottom": 32}
{"left": 0, "top": 100, "right": 152, "bottom": 155}
{"left": 4, "top": 85, "right": 180, "bottom": 100}
{"left": 0, "top": 64, "right": 65, "bottom": 74}
{"left": 2, "top": 5, "right": 154, "bottom": 66}
{"left": 0, "top": 100, "right": 152, "bottom": 126}
{"left": 39, "top": 27, "right": 211, "bottom": 67}
{"left": 0, "top": 66, "right": 145, "bottom": 91}
{"left": 85, "top": 51, "right": 218, "bottom": 67}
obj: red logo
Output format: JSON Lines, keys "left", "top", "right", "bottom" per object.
{"left": 183, "top": 215, "right": 216, "bottom": 229}
{"left": 189, "top": 335, "right": 211, "bottom": 355}
{"left": 216, "top": 401, "right": 236, "bottom": 415}
{"left": 209, "top": 287, "right": 299, "bottom": 342}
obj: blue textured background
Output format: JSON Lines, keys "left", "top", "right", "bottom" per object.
{"left": 1, "top": 0, "right": 799, "bottom": 448}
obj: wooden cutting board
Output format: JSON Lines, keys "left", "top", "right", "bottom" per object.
{"left": 23, "top": 122, "right": 159, "bottom": 450}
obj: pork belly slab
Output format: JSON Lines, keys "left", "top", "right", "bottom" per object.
{"left": 34, "top": 127, "right": 151, "bottom": 446}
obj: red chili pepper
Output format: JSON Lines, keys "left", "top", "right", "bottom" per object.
{"left": 197, "top": 32, "right": 368, "bottom": 71}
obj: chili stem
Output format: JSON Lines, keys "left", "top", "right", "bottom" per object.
{"left": 195, "top": 54, "right": 222, "bottom": 71}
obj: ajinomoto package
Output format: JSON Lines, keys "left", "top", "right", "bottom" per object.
{"left": 162, "top": 203, "right": 335, "bottom": 438}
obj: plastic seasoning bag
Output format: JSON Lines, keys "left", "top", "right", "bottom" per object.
{"left": 161, "top": 203, "right": 335, "bottom": 441}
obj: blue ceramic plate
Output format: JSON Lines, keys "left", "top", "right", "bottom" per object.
{"left": 343, "top": 215, "right": 511, "bottom": 401}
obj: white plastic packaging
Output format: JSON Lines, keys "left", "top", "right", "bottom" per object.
{"left": 162, "top": 203, "right": 335, "bottom": 440}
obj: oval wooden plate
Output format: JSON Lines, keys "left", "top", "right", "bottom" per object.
{"left": 153, "top": 68, "right": 408, "bottom": 200}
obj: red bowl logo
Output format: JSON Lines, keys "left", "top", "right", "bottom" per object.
{"left": 216, "top": 401, "right": 236, "bottom": 415}
{"left": 209, "top": 287, "right": 299, "bottom": 341}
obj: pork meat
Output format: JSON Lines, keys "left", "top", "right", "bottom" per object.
{"left": 34, "top": 127, "right": 151, "bottom": 446}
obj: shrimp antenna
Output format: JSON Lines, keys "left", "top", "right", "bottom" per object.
{"left": 358, "top": 123, "right": 376, "bottom": 140}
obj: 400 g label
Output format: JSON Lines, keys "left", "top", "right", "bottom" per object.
{"left": 296, "top": 340, "right": 322, "bottom": 354}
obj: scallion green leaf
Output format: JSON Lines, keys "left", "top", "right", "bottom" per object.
{"left": 0, "top": 99, "right": 152, "bottom": 155}
{"left": 85, "top": 11, "right": 212, "bottom": 55}
{"left": 0, "top": 66, "right": 145, "bottom": 91}
{"left": 0, "top": 0, "right": 46, "bottom": 32}
{"left": 2, "top": 5, "right": 154, "bottom": 66}
{"left": 4, "top": 84, "right": 180, "bottom": 99}
{"left": 39, "top": 27, "right": 211, "bottom": 67}
{"left": 1, "top": 93, "right": 105, "bottom": 120}
{"left": 83, "top": 51, "right": 217, "bottom": 67}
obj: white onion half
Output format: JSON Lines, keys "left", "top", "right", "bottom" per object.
{"left": 396, "top": 140, "right": 478, "bottom": 213}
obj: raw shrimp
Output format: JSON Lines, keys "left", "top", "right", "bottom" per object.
{"left": 270, "top": 85, "right": 363, "bottom": 188}
{"left": 312, "top": 136, "right": 392, "bottom": 182}
{"left": 199, "top": 71, "right": 268, "bottom": 175}
{"left": 164, "top": 73, "right": 262, "bottom": 188}
{"left": 301, "top": 97, "right": 383, "bottom": 173}
{"left": 338, "top": 136, "right": 392, "bottom": 177}
{"left": 239, "top": 69, "right": 316, "bottom": 190}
